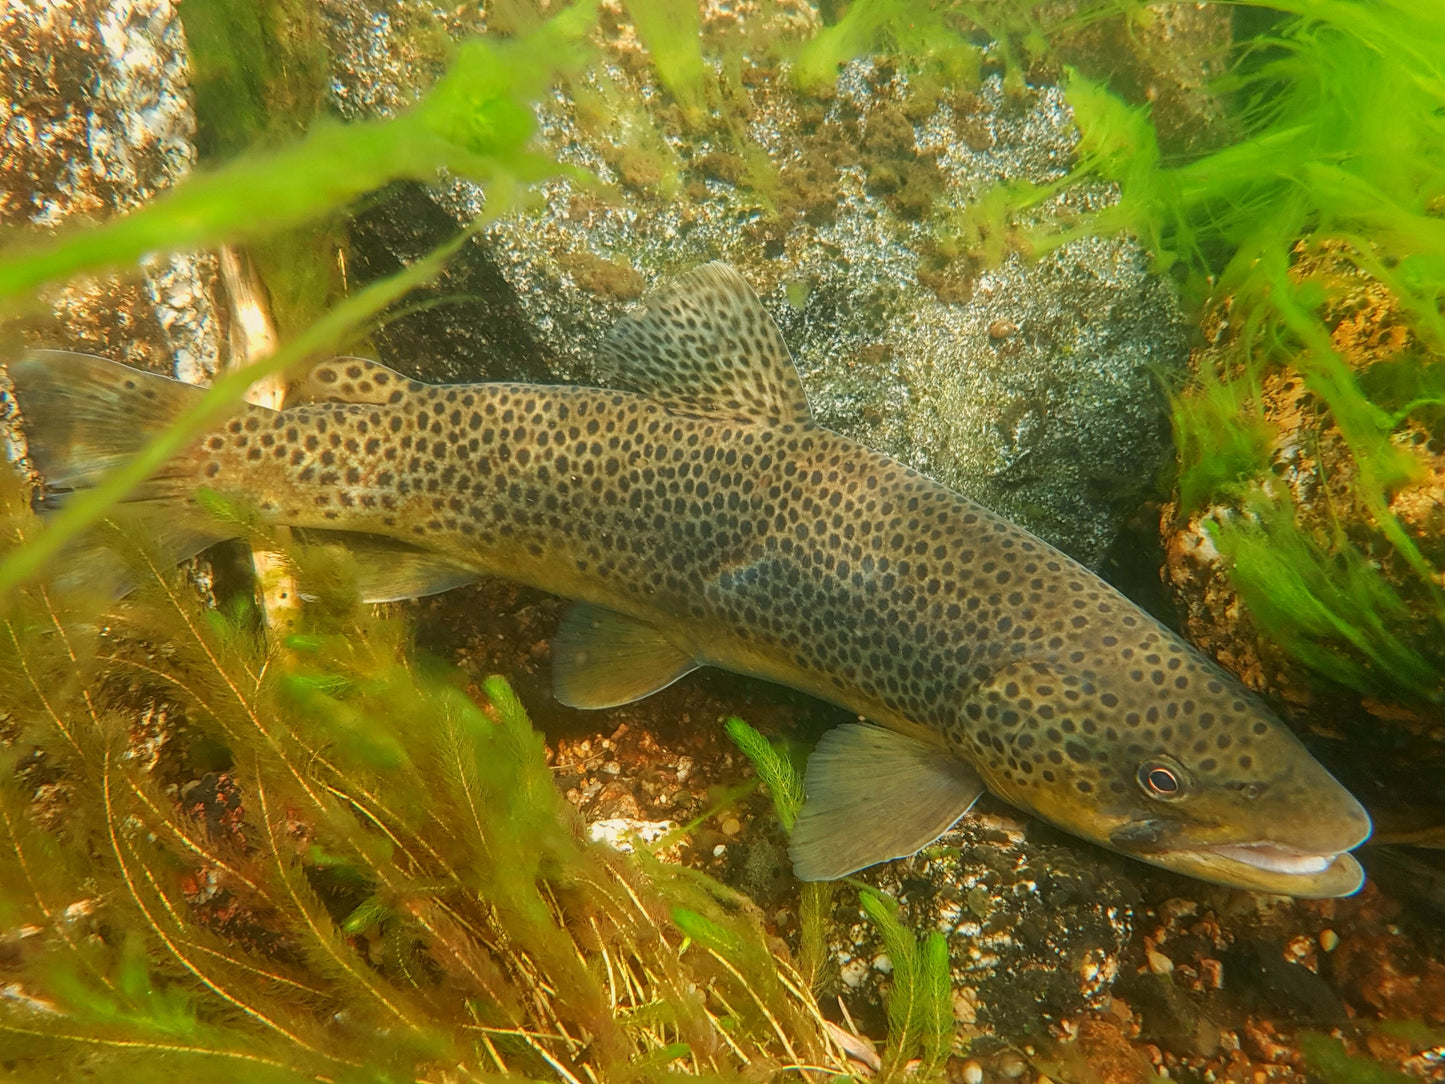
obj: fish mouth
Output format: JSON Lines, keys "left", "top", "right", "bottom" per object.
{"left": 1140, "top": 840, "right": 1367, "bottom": 898}
{"left": 1104, "top": 794, "right": 1372, "bottom": 898}
{"left": 1207, "top": 841, "right": 1336, "bottom": 876}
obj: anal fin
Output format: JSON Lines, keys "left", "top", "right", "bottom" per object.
{"left": 552, "top": 602, "right": 698, "bottom": 709}
{"left": 789, "top": 723, "right": 985, "bottom": 882}
{"left": 292, "top": 529, "right": 479, "bottom": 603}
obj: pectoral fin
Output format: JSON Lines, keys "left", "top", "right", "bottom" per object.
{"left": 789, "top": 723, "right": 985, "bottom": 882}
{"left": 551, "top": 603, "right": 699, "bottom": 709}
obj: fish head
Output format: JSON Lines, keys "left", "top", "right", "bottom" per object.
{"left": 960, "top": 655, "right": 1372, "bottom": 898}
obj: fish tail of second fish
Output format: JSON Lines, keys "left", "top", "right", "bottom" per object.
{"left": 6, "top": 350, "right": 240, "bottom": 597}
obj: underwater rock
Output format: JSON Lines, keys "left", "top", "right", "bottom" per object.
{"left": 1221, "top": 937, "right": 1349, "bottom": 1027}
{"left": 0, "top": 0, "right": 223, "bottom": 381}
{"left": 322, "top": 2, "right": 1189, "bottom": 567}
{"left": 1162, "top": 244, "right": 1445, "bottom": 834}
{"left": 831, "top": 808, "right": 1138, "bottom": 1040}
{"left": 1053, "top": 1, "right": 1234, "bottom": 158}
{"left": 1120, "top": 970, "right": 1222, "bottom": 1059}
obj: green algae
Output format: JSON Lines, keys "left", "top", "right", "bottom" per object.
{"left": 1207, "top": 496, "right": 1441, "bottom": 700}
{"left": 1168, "top": 362, "right": 1275, "bottom": 515}
{"left": 1302, "top": 1034, "right": 1418, "bottom": 1084}
{"left": 1029, "top": 0, "right": 1445, "bottom": 704}
{"left": 629, "top": 0, "right": 707, "bottom": 120}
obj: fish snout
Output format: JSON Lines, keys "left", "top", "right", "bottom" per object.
{"left": 1316, "top": 784, "right": 1373, "bottom": 853}
{"left": 1253, "top": 758, "right": 1374, "bottom": 856}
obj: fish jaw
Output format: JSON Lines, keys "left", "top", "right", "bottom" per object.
{"left": 1121, "top": 840, "right": 1366, "bottom": 898}
{"left": 1105, "top": 794, "right": 1372, "bottom": 897}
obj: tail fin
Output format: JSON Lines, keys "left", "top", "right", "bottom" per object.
{"left": 6, "top": 351, "right": 233, "bottom": 596}
{"left": 8, "top": 350, "right": 205, "bottom": 503}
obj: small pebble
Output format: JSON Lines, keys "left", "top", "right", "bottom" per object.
{"left": 960, "top": 1059, "right": 984, "bottom": 1084}
{"left": 720, "top": 816, "right": 741, "bottom": 836}
{"left": 1147, "top": 948, "right": 1175, "bottom": 974}
{"left": 1319, "top": 928, "right": 1339, "bottom": 952}
{"left": 712, "top": 843, "right": 726, "bottom": 857}
{"left": 996, "top": 1051, "right": 1028, "bottom": 1079}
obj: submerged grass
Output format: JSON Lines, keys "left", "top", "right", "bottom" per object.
{"left": 0, "top": 513, "right": 840, "bottom": 1079}
{"left": 1029, "top": 0, "right": 1445, "bottom": 702}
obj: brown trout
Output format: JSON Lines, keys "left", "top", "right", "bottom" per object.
{"left": 8, "top": 263, "right": 1371, "bottom": 896}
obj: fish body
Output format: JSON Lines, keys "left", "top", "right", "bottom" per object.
{"left": 8, "top": 263, "right": 1371, "bottom": 896}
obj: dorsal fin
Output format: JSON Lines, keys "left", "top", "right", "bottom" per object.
{"left": 298, "top": 357, "right": 417, "bottom": 405}
{"left": 597, "top": 262, "right": 814, "bottom": 426}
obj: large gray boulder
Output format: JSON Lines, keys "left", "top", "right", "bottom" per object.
{"left": 323, "top": 3, "right": 1188, "bottom": 567}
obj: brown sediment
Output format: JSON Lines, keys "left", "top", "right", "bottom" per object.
{"left": 559, "top": 250, "right": 646, "bottom": 301}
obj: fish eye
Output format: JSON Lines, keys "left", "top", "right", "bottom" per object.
{"left": 1137, "top": 758, "right": 1186, "bottom": 800}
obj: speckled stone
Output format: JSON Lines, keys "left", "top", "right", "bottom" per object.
{"left": 835, "top": 808, "right": 1138, "bottom": 1040}
{"left": 0, "top": 0, "right": 222, "bottom": 380}
{"left": 322, "top": 2, "right": 1189, "bottom": 567}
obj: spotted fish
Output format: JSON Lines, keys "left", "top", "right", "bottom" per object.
{"left": 7, "top": 263, "right": 1372, "bottom": 896}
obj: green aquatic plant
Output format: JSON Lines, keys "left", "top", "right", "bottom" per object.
{"left": 724, "top": 717, "right": 804, "bottom": 832}
{"left": 857, "top": 888, "right": 954, "bottom": 1079}
{"left": 1035, "top": 0, "right": 1445, "bottom": 702}
{"left": 1168, "top": 360, "right": 1276, "bottom": 514}
{"left": 1206, "top": 495, "right": 1441, "bottom": 701}
{"left": 628, "top": 0, "right": 707, "bottom": 119}
{"left": 0, "top": 522, "right": 838, "bottom": 1078}
{"left": 723, "top": 717, "right": 831, "bottom": 992}
{"left": 791, "top": 0, "right": 980, "bottom": 93}
{"left": 1301, "top": 1034, "right": 1418, "bottom": 1084}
